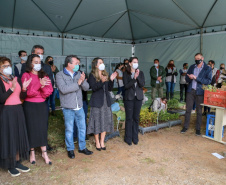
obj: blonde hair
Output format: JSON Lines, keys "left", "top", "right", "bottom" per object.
{"left": 91, "top": 57, "right": 109, "bottom": 82}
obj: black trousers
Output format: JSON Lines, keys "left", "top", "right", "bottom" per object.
{"left": 124, "top": 97, "right": 142, "bottom": 144}
{"left": 184, "top": 90, "right": 204, "bottom": 130}
{"left": 180, "top": 84, "right": 187, "bottom": 101}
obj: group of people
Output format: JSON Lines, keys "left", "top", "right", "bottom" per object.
{"left": 1, "top": 44, "right": 224, "bottom": 177}
{"left": 0, "top": 45, "right": 55, "bottom": 177}
{"left": 0, "top": 45, "right": 146, "bottom": 177}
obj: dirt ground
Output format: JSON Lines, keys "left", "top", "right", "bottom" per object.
{"left": 0, "top": 114, "right": 226, "bottom": 185}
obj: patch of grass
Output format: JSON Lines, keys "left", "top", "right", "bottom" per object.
{"left": 83, "top": 168, "right": 90, "bottom": 173}
{"left": 141, "top": 157, "right": 155, "bottom": 164}
{"left": 48, "top": 110, "right": 65, "bottom": 149}
{"left": 117, "top": 166, "right": 124, "bottom": 169}
{"left": 158, "top": 167, "right": 165, "bottom": 175}
{"left": 162, "top": 158, "right": 169, "bottom": 162}
{"left": 82, "top": 158, "right": 94, "bottom": 163}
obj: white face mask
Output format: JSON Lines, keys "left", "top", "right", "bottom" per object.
{"left": 3, "top": 66, "right": 12, "bottom": 75}
{"left": 132, "top": 63, "right": 138, "bottom": 69}
{"left": 98, "top": 63, "right": 105, "bottom": 71}
{"left": 154, "top": 63, "right": 158, "bottom": 67}
{"left": 21, "top": 56, "right": 28, "bottom": 61}
{"left": 33, "top": 64, "right": 41, "bottom": 72}
{"left": 38, "top": 55, "right": 43, "bottom": 61}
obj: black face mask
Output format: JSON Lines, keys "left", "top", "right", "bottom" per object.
{"left": 220, "top": 67, "right": 224, "bottom": 70}
{"left": 195, "top": 60, "right": 202, "bottom": 65}
{"left": 48, "top": 61, "right": 53, "bottom": 65}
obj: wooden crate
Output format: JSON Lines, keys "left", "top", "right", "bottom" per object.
{"left": 204, "top": 90, "right": 226, "bottom": 108}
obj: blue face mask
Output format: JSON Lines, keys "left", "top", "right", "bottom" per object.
{"left": 73, "top": 65, "right": 79, "bottom": 72}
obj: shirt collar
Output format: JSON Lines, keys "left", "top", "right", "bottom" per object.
{"left": 64, "top": 68, "right": 77, "bottom": 78}
{"left": 195, "top": 62, "right": 204, "bottom": 69}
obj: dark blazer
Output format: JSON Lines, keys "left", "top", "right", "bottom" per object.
{"left": 0, "top": 77, "right": 27, "bottom": 113}
{"left": 186, "top": 62, "right": 212, "bottom": 95}
{"left": 21, "top": 61, "right": 54, "bottom": 87}
{"left": 88, "top": 73, "right": 114, "bottom": 108}
{"left": 123, "top": 70, "right": 145, "bottom": 101}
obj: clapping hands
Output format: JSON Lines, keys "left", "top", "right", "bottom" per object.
{"left": 40, "top": 77, "right": 51, "bottom": 88}
{"left": 22, "top": 78, "right": 32, "bottom": 91}
{"left": 187, "top": 74, "right": 196, "bottom": 80}
{"left": 78, "top": 72, "right": 86, "bottom": 85}
{"left": 110, "top": 72, "right": 118, "bottom": 81}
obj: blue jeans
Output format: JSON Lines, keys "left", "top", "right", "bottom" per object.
{"left": 74, "top": 101, "right": 88, "bottom": 138}
{"left": 63, "top": 108, "right": 86, "bottom": 151}
{"left": 117, "top": 86, "right": 125, "bottom": 97}
{"left": 166, "top": 82, "right": 175, "bottom": 93}
{"left": 56, "top": 88, "right": 60, "bottom": 99}
{"left": 48, "top": 88, "right": 57, "bottom": 111}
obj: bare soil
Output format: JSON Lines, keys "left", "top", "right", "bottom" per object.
{"left": 0, "top": 114, "right": 226, "bottom": 185}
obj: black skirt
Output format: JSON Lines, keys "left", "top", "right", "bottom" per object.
{"left": 23, "top": 101, "right": 48, "bottom": 148}
{"left": 0, "top": 105, "right": 29, "bottom": 169}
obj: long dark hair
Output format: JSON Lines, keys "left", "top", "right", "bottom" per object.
{"left": 126, "top": 57, "right": 138, "bottom": 75}
{"left": 91, "top": 57, "right": 108, "bottom": 81}
{"left": 26, "top": 54, "right": 47, "bottom": 78}
{"left": 167, "top": 60, "right": 175, "bottom": 68}
{"left": 114, "top": 63, "right": 122, "bottom": 72}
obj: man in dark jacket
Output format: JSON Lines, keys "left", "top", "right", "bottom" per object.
{"left": 150, "top": 59, "right": 166, "bottom": 101}
{"left": 181, "top": 53, "right": 212, "bottom": 135}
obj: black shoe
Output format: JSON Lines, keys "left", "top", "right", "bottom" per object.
{"left": 78, "top": 148, "right": 93, "bottom": 155}
{"left": 181, "top": 127, "right": 187, "bottom": 133}
{"left": 15, "top": 161, "right": 30, "bottom": 172}
{"left": 8, "top": 168, "right": 21, "bottom": 177}
{"left": 68, "top": 150, "right": 75, "bottom": 159}
{"left": 202, "top": 112, "right": 207, "bottom": 116}
{"left": 47, "top": 144, "right": 53, "bottom": 151}
{"left": 133, "top": 141, "right": 138, "bottom": 145}
{"left": 196, "top": 130, "right": 201, "bottom": 136}
{"left": 124, "top": 141, "right": 132, "bottom": 145}
{"left": 101, "top": 147, "right": 106, "bottom": 150}
{"left": 51, "top": 111, "right": 56, "bottom": 116}
{"left": 96, "top": 147, "right": 101, "bottom": 151}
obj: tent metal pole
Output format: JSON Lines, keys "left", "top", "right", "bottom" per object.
{"left": 62, "top": 0, "right": 83, "bottom": 33}
{"left": 31, "top": 0, "right": 62, "bottom": 32}
{"left": 125, "top": 0, "right": 134, "bottom": 41}
{"left": 202, "top": 0, "right": 218, "bottom": 27}
{"left": 62, "top": 33, "right": 64, "bottom": 56}
{"left": 11, "top": 0, "right": 17, "bottom": 32}
{"left": 200, "top": 28, "right": 203, "bottom": 54}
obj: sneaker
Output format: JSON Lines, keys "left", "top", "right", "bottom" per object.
{"left": 15, "top": 162, "right": 30, "bottom": 172}
{"left": 8, "top": 168, "right": 21, "bottom": 177}
{"left": 181, "top": 127, "right": 187, "bottom": 133}
{"left": 191, "top": 110, "right": 196, "bottom": 114}
{"left": 196, "top": 130, "right": 201, "bottom": 136}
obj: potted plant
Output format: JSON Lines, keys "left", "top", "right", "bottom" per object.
{"left": 139, "top": 109, "right": 181, "bottom": 134}
{"left": 167, "top": 98, "right": 186, "bottom": 115}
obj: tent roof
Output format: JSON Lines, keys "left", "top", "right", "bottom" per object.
{"left": 0, "top": 0, "right": 225, "bottom": 41}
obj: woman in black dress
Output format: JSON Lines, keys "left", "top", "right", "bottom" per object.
{"left": 0, "top": 57, "right": 32, "bottom": 177}
{"left": 87, "top": 57, "right": 117, "bottom": 151}
{"left": 123, "top": 57, "right": 145, "bottom": 145}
